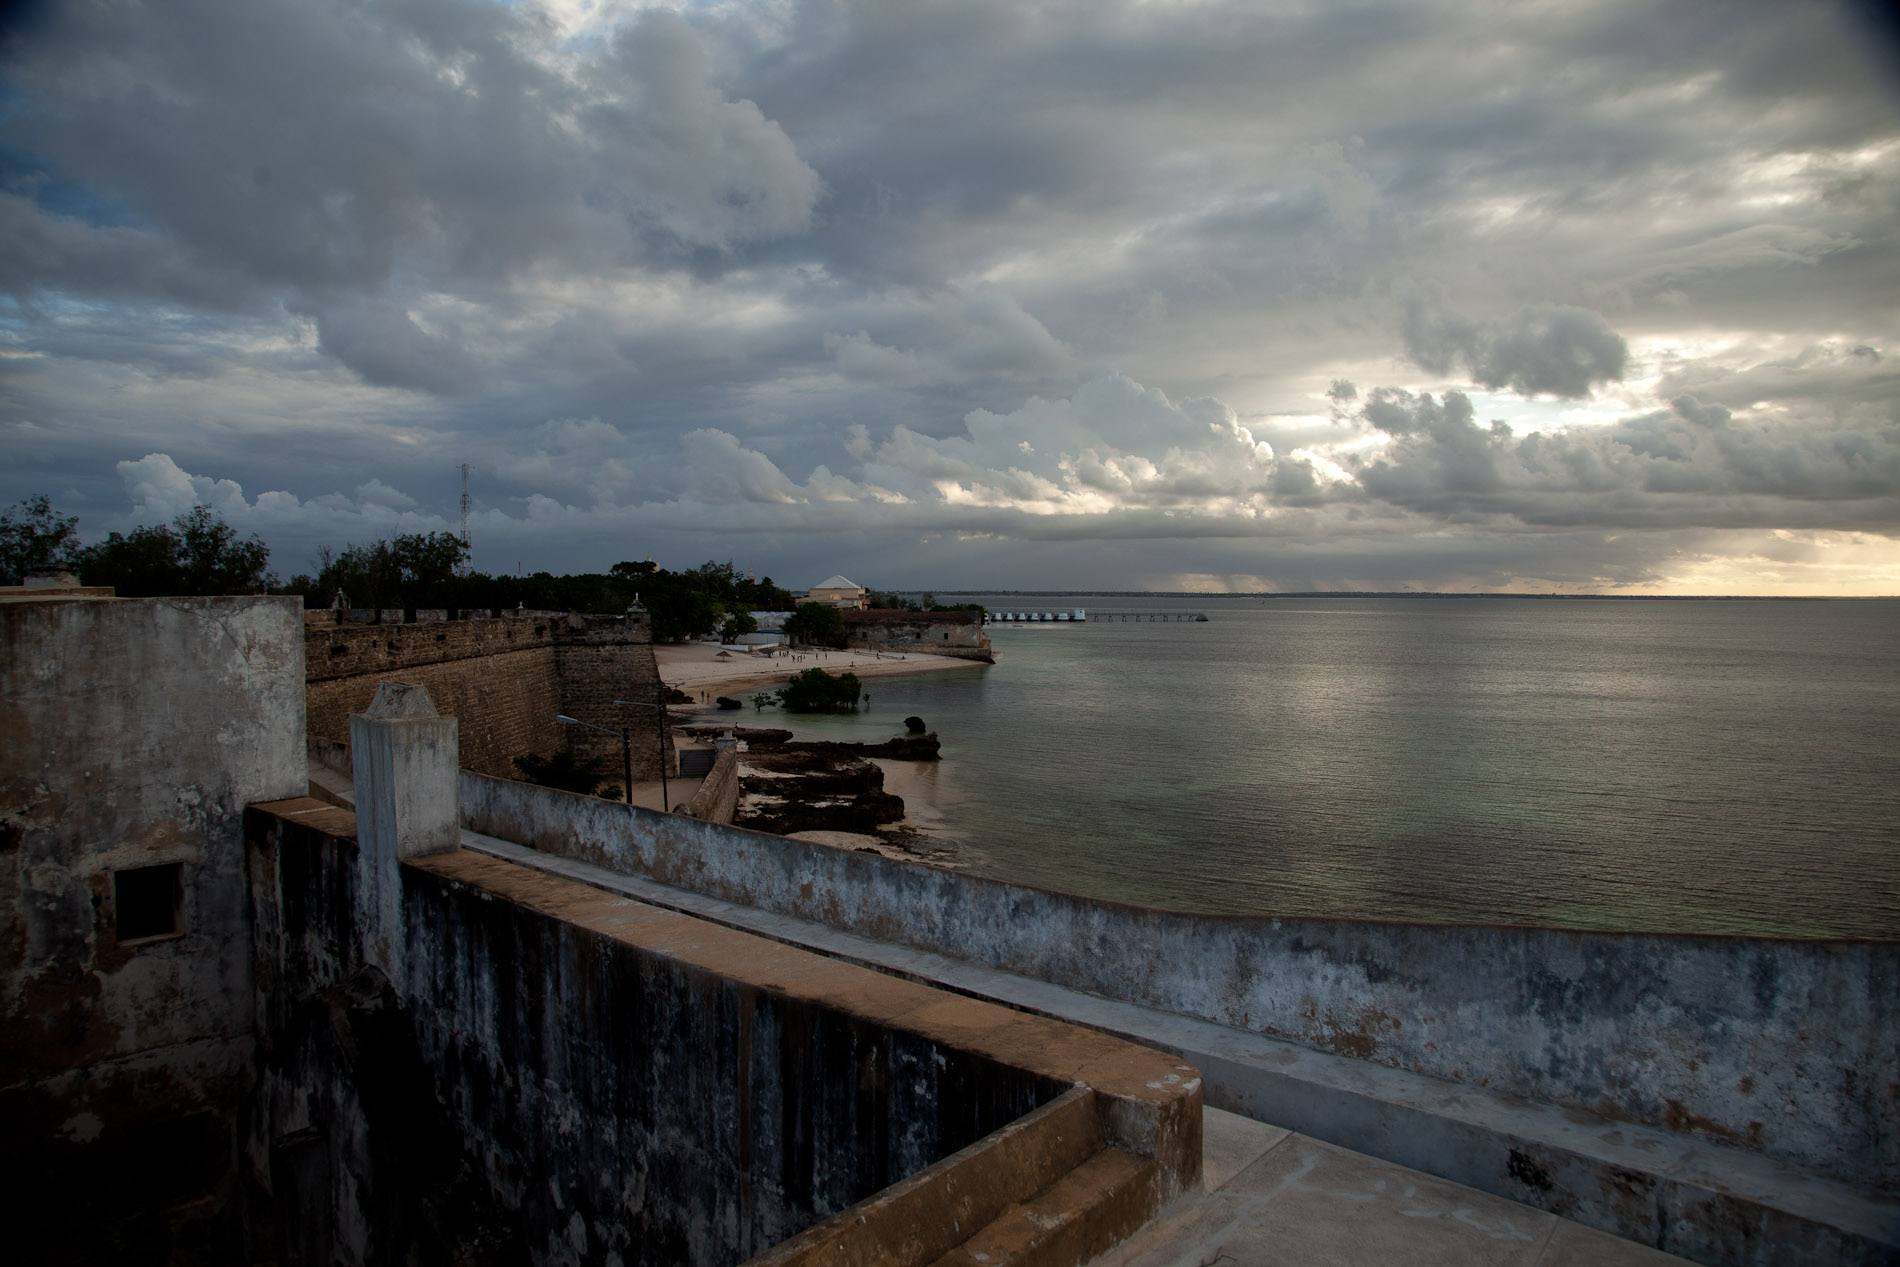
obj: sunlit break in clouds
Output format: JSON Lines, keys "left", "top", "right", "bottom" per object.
{"left": 3, "top": 0, "right": 1898, "bottom": 591}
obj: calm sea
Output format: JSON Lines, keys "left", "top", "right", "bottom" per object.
{"left": 764, "top": 596, "right": 1900, "bottom": 938}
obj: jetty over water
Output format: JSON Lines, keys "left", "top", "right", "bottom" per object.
{"left": 983, "top": 608, "right": 1210, "bottom": 623}
{"left": 1086, "top": 609, "right": 1209, "bottom": 622}
{"left": 987, "top": 608, "right": 1086, "bottom": 622}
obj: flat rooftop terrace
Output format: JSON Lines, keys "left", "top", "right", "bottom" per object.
{"left": 1113, "top": 1108, "right": 1685, "bottom": 1267}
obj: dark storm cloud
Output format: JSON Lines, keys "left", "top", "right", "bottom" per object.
{"left": 1353, "top": 388, "right": 1900, "bottom": 530}
{"left": 0, "top": 0, "right": 1896, "bottom": 591}
{"left": 1401, "top": 299, "right": 1629, "bottom": 399}
{"left": 1, "top": 0, "right": 821, "bottom": 384}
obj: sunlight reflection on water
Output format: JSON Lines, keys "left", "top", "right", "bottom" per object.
{"left": 761, "top": 596, "right": 1900, "bottom": 937}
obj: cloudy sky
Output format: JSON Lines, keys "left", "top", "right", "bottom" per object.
{"left": 3, "top": 0, "right": 1898, "bottom": 593}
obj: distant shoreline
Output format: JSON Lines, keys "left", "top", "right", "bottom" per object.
{"left": 922, "top": 590, "right": 1889, "bottom": 601}
{"left": 655, "top": 642, "right": 985, "bottom": 715}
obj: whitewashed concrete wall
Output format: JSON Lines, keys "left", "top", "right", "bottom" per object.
{"left": 460, "top": 771, "right": 1899, "bottom": 1196}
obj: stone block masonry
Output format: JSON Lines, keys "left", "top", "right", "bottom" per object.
{"left": 305, "top": 609, "right": 674, "bottom": 781}
{"left": 843, "top": 608, "right": 995, "bottom": 662}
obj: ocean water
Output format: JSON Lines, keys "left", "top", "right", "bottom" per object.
{"left": 763, "top": 596, "right": 1900, "bottom": 938}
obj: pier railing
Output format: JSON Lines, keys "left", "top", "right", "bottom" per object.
{"left": 1083, "top": 610, "right": 1208, "bottom": 622}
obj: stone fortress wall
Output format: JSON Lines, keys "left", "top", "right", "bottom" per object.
{"left": 841, "top": 608, "right": 995, "bottom": 662}
{"left": 304, "top": 609, "right": 674, "bottom": 781}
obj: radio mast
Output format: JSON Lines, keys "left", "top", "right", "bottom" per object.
{"left": 459, "top": 463, "right": 472, "bottom": 574}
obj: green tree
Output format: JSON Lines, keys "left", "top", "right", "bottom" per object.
{"left": 0, "top": 494, "right": 81, "bottom": 585}
{"left": 776, "top": 668, "right": 863, "bottom": 713}
{"left": 610, "top": 559, "right": 721, "bottom": 641}
{"left": 782, "top": 601, "right": 847, "bottom": 648}
{"left": 720, "top": 610, "right": 759, "bottom": 642}
{"left": 316, "top": 531, "right": 467, "bottom": 611}
{"left": 78, "top": 505, "right": 274, "bottom": 596}
{"left": 174, "top": 506, "right": 274, "bottom": 594}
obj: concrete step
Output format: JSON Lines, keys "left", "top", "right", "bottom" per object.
{"left": 928, "top": 1147, "right": 1159, "bottom": 1267}
{"left": 751, "top": 1087, "right": 1110, "bottom": 1267}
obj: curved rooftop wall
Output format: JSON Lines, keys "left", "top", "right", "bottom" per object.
{"left": 460, "top": 771, "right": 1899, "bottom": 1194}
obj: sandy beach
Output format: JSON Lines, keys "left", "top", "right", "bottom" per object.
{"left": 655, "top": 642, "right": 986, "bottom": 710}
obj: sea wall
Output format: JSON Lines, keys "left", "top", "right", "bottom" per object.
{"left": 460, "top": 772, "right": 1900, "bottom": 1193}
{"left": 305, "top": 611, "right": 673, "bottom": 781}
{"left": 2, "top": 595, "right": 308, "bottom": 1261}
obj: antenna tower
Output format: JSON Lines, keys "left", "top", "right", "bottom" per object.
{"left": 459, "top": 463, "right": 472, "bottom": 574}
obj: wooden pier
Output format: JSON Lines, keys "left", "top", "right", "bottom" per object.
{"left": 1084, "top": 611, "right": 1209, "bottom": 622}
{"left": 984, "top": 609, "right": 1209, "bottom": 623}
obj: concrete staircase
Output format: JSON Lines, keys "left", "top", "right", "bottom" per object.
{"left": 752, "top": 1087, "right": 1168, "bottom": 1267}
{"left": 925, "top": 1145, "right": 1156, "bottom": 1267}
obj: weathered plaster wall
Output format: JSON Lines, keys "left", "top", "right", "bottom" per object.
{"left": 461, "top": 773, "right": 1900, "bottom": 1193}
{"left": 245, "top": 803, "right": 1075, "bottom": 1266}
{"left": 0, "top": 595, "right": 307, "bottom": 1262}
{"left": 305, "top": 611, "right": 673, "bottom": 781}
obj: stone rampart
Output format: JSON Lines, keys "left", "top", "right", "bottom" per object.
{"left": 305, "top": 612, "right": 560, "bottom": 683}
{"left": 842, "top": 609, "right": 993, "bottom": 661}
{"left": 305, "top": 611, "right": 673, "bottom": 781}
{"left": 458, "top": 771, "right": 1900, "bottom": 1198}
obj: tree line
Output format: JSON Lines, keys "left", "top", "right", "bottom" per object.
{"left": 0, "top": 494, "right": 820, "bottom": 643}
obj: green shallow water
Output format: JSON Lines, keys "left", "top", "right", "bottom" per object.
{"left": 758, "top": 596, "right": 1900, "bottom": 938}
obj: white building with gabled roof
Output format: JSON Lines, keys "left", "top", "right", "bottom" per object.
{"left": 806, "top": 574, "right": 867, "bottom": 609}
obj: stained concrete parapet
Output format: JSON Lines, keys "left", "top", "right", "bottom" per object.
{"left": 349, "top": 682, "right": 459, "bottom": 984}
{"left": 457, "top": 772, "right": 1900, "bottom": 1202}
{"left": 244, "top": 798, "right": 1199, "bottom": 1265}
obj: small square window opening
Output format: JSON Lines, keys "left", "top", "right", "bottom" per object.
{"left": 115, "top": 863, "right": 182, "bottom": 941}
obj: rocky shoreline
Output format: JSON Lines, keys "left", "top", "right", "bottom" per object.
{"left": 680, "top": 724, "right": 962, "bottom": 863}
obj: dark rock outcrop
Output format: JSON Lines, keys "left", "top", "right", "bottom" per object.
{"left": 862, "top": 733, "right": 940, "bottom": 760}
{"left": 736, "top": 750, "right": 906, "bottom": 835}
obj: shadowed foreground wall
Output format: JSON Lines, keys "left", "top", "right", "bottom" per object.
{"left": 246, "top": 804, "right": 1070, "bottom": 1266}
